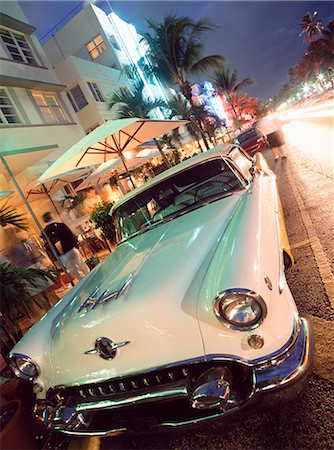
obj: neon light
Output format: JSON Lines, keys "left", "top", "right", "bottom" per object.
{"left": 107, "top": 12, "right": 168, "bottom": 119}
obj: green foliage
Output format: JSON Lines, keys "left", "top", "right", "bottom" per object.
{"left": 142, "top": 15, "right": 224, "bottom": 102}
{"left": 107, "top": 80, "right": 172, "bottom": 167}
{"left": 275, "top": 18, "right": 334, "bottom": 106}
{"left": 168, "top": 93, "right": 208, "bottom": 147}
{"left": 107, "top": 79, "right": 167, "bottom": 119}
{"left": 213, "top": 66, "right": 254, "bottom": 119}
{"left": 90, "top": 201, "right": 116, "bottom": 242}
{"left": 0, "top": 262, "right": 55, "bottom": 338}
{"left": 0, "top": 202, "right": 28, "bottom": 230}
{"left": 299, "top": 11, "right": 323, "bottom": 43}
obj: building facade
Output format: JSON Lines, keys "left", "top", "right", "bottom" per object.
{"left": 43, "top": 3, "right": 169, "bottom": 133}
{"left": 0, "top": 1, "right": 85, "bottom": 230}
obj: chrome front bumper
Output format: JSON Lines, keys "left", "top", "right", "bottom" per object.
{"left": 37, "top": 318, "right": 314, "bottom": 436}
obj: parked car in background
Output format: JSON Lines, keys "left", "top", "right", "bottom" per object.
{"left": 9, "top": 145, "right": 314, "bottom": 437}
{"left": 235, "top": 125, "right": 268, "bottom": 155}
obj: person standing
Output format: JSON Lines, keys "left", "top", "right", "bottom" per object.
{"left": 100, "top": 182, "right": 114, "bottom": 204}
{"left": 83, "top": 187, "right": 101, "bottom": 215}
{"left": 42, "top": 212, "right": 89, "bottom": 281}
{"left": 256, "top": 116, "right": 287, "bottom": 160}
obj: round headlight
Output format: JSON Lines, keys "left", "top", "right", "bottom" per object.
{"left": 214, "top": 289, "right": 267, "bottom": 330}
{"left": 8, "top": 353, "right": 40, "bottom": 381}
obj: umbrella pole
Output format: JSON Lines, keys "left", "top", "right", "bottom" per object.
{"left": 42, "top": 184, "right": 60, "bottom": 216}
{"left": 0, "top": 152, "right": 75, "bottom": 287}
{"left": 153, "top": 138, "right": 172, "bottom": 168}
{"left": 118, "top": 151, "right": 136, "bottom": 189}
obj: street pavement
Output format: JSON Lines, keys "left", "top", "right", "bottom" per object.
{"left": 71, "top": 102, "right": 334, "bottom": 450}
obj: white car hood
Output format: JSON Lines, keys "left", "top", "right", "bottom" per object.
{"left": 30, "top": 193, "right": 244, "bottom": 388}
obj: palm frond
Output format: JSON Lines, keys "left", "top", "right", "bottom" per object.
{"left": 0, "top": 262, "right": 55, "bottom": 323}
{"left": 233, "top": 77, "right": 255, "bottom": 93}
{"left": 191, "top": 55, "right": 225, "bottom": 74}
{"left": 0, "top": 203, "right": 28, "bottom": 230}
{"left": 107, "top": 80, "right": 167, "bottom": 120}
{"left": 143, "top": 15, "right": 225, "bottom": 97}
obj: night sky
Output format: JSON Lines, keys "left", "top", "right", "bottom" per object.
{"left": 20, "top": 1, "right": 333, "bottom": 100}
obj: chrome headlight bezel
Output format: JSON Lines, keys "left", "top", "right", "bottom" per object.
{"left": 214, "top": 289, "right": 267, "bottom": 331}
{"left": 8, "top": 353, "right": 40, "bottom": 381}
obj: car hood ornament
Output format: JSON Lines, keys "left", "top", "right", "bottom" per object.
{"left": 85, "top": 337, "right": 131, "bottom": 360}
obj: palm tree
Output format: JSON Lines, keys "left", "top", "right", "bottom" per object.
{"left": 213, "top": 66, "right": 254, "bottom": 120}
{"left": 107, "top": 80, "right": 172, "bottom": 168}
{"left": 158, "top": 133, "right": 183, "bottom": 164}
{"left": 0, "top": 202, "right": 27, "bottom": 230}
{"left": 169, "top": 93, "right": 208, "bottom": 152}
{"left": 0, "top": 262, "right": 54, "bottom": 342}
{"left": 320, "top": 19, "right": 334, "bottom": 85}
{"left": 299, "top": 11, "right": 323, "bottom": 43}
{"left": 320, "top": 19, "right": 334, "bottom": 57}
{"left": 142, "top": 15, "right": 224, "bottom": 104}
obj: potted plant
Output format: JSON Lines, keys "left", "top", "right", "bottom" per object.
{"left": 90, "top": 201, "right": 116, "bottom": 245}
{"left": 0, "top": 263, "right": 55, "bottom": 343}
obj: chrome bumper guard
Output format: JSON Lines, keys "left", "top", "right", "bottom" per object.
{"left": 39, "top": 318, "right": 314, "bottom": 436}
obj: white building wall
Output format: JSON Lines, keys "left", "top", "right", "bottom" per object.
{"left": 42, "top": 4, "right": 169, "bottom": 120}
{"left": 43, "top": 4, "right": 120, "bottom": 70}
{"left": 54, "top": 56, "right": 130, "bottom": 131}
{"left": 0, "top": 1, "right": 86, "bottom": 233}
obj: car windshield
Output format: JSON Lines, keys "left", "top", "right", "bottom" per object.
{"left": 112, "top": 158, "right": 243, "bottom": 243}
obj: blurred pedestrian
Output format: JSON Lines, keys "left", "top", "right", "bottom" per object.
{"left": 42, "top": 212, "right": 89, "bottom": 281}
{"left": 100, "top": 182, "right": 113, "bottom": 204}
{"left": 256, "top": 116, "right": 287, "bottom": 160}
{"left": 1, "top": 226, "right": 58, "bottom": 308}
{"left": 83, "top": 187, "right": 101, "bottom": 215}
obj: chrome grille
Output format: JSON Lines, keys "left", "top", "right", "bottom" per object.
{"left": 48, "top": 366, "right": 192, "bottom": 404}
{"left": 47, "top": 361, "right": 251, "bottom": 407}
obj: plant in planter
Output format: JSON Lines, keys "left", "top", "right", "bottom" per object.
{"left": 0, "top": 263, "right": 55, "bottom": 343}
{"left": 90, "top": 201, "right": 116, "bottom": 243}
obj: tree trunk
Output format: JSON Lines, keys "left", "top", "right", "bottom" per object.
{"left": 228, "top": 95, "right": 239, "bottom": 119}
{"left": 193, "top": 120, "right": 210, "bottom": 150}
{"left": 180, "top": 81, "right": 193, "bottom": 105}
{"left": 153, "top": 138, "right": 173, "bottom": 168}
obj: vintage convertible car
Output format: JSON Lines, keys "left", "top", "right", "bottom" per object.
{"left": 9, "top": 145, "right": 314, "bottom": 436}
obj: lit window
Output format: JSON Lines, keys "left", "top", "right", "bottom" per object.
{"left": 0, "top": 28, "right": 37, "bottom": 65}
{"left": 0, "top": 89, "right": 21, "bottom": 124}
{"left": 87, "top": 82, "right": 105, "bottom": 102}
{"left": 66, "top": 84, "right": 88, "bottom": 112}
{"left": 86, "top": 35, "right": 107, "bottom": 60}
{"left": 31, "top": 91, "right": 67, "bottom": 124}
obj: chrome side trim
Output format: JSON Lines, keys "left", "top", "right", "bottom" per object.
{"left": 272, "top": 175, "right": 285, "bottom": 294}
{"left": 255, "top": 317, "right": 313, "bottom": 392}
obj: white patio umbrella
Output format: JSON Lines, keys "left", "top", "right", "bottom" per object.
{"left": 39, "top": 118, "right": 187, "bottom": 187}
{"left": 0, "top": 190, "right": 14, "bottom": 199}
{"left": 75, "top": 158, "right": 122, "bottom": 191}
{"left": 11, "top": 168, "right": 89, "bottom": 214}
{"left": 75, "top": 148, "right": 173, "bottom": 191}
